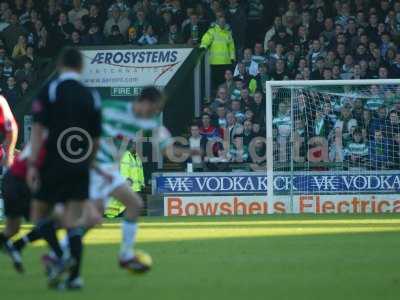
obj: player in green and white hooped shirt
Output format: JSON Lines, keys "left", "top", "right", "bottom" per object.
{"left": 90, "top": 87, "right": 173, "bottom": 274}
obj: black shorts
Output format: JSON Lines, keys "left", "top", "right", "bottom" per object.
{"left": 34, "top": 169, "right": 89, "bottom": 204}
{"left": 2, "top": 170, "right": 31, "bottom": 220}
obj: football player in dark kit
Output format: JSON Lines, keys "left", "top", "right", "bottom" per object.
{"left": 26, "top": 47, "right": 102, "bottom": 290}
{"left": 0, "top": 144, "right": 46, "bottom": 273}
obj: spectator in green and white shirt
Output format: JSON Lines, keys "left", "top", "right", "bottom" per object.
{"left": 273, "top": 101, "right": 291, "bottom": 162}
{"left": 231, "top": 99, "right": 245, "bottom": 123}
{"left": 252, "top": 42, "right": 267, "bottom": 65}
{"left": 228, "top": 134, "right": 249, "bottom": 163}
{"left": 365, "top": 85, "right": 384, "bottom": 111}
{"left": 273, "top": 101, "right": 291, "bottom": 139}
{"left": 334, "top": 105, "right": 358, "bottom": 147}
{"left": 322, "top": 101, "right": 337, "bottom": 127}
{"left": 234, "top": 48, "right": 259, "bottom": 77}
{"left": 344, "top": 128, "right": 368, "bottom": 169}
{"left": 247, "top": 0, "right": 264, "bottom": 39}
{"left": 313, "top": 109, "right": 333, "bottom": 139}
{"left": 230, "top": 78, "right": 243, "bottom": 101}
{"left": 365, "top": 96, "right": 384, "bottom": 111}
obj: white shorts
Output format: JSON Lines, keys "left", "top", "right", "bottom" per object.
{"left": 90, "top": 164, "right": 126, "bottom": 205}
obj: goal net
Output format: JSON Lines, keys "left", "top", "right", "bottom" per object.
{"left": 265, "top": 79, "right": 400, "bottom": 214}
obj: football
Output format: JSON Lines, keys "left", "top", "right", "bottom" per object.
{"left": 134, "top": 250, "right": 153, "bottom": 272}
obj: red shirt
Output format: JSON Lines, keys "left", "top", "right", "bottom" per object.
{"left": 10, "top": 145, "right": 47, "bottom": 179}
{"left": 200, "top": 125, "right": 222, "bottom": 140}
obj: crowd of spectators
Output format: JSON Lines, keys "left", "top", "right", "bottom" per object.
{"left": 188, "top": 0, "right": 400, "bottom": 170}
{"left": 274, "top": 85, "right": 400, "bottom": 170}
{"left": 0, "top": 0, "right": 399, "bottom": 170}
{"left": 0, "top": 0, "right": 267, "bottom": 114}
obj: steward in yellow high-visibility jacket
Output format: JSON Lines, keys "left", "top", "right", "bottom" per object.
{"left": 120, "top": 150, "right": 145, "bottom": 192}
{"left": 105, "top": 149, "right": 145, "bottom": 218}
{"left": 200, "top": 17, "right": 236, "bottom": 65}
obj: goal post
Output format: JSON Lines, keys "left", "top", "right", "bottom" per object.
{"left": 265, "top": 79, "right": 400, "bottom": 214}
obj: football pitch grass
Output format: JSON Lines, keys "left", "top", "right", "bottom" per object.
{"left": 1, "top": 214, "right": 400, "bottom": 300}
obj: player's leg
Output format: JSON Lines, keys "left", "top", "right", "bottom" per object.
{"left": 0, "top": 171, "right": 36, "bottom": 273}
{"left": 50, "top": 168, "right": 105, "bottom": 275}
{"left": 0, "top": 170, "right": 24, "bottom": 244}
{"left": 31, "top": 200, "right": 63, "bottom": 259}
{"left": 0, "top": 217, "right": 20, "bottom": 248}
{"left": 63, "top": 200, "right": 103, "bottom": 251}
{"left": 41, "top": 202, "right": 101, "bottom": 281}
{"left": 0, "top": 216, "right": 21, "bottom": 243}
{"left": 111, "top": 183, "right": 143, "bottom": 259}
{"left": 56, "top": 201, "right": 103, "bottom": 256}
{"left": 63, "top": 200, "right": 86, "bottom": 288}
{"left": 11, "top": 179, "right": 41, "bottom": 253}
{"left": 79, "top": 201, "right": 103, "bottom": 229}
{"left": 13, "top": 201, "right": 50, "bottom": 253}
{"left": 90, "top": 164, "right": 150, "bottom": 273}
{"left": 0, "top": 217, "right": 24, "bottom": 273}
{"left": 110, "top": 184, "right": 151, "bottom": 273}
{"left": 32, "top": 199, "right": 70, "bottom": 287}
{"left": 12, "top": 227, "right": 42, "bottom": 251}
{"left": 59, "top": 170, "right": 94, "bottom": 289}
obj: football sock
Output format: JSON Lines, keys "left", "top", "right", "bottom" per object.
{"left": 120, "top": 220, "right": 138, "bottom": 260}
{"left": 13, "top": 228, "right": 41, "bottom": 251}
{"left": 36, "top": 219, "right": 63, "bottom": 259}
{"left": 60, "top": 233, "right": 70, "bottom": 255}
{"left": 67, "top": 227, "right": 85, "bottom": 280}
{"left": 60, "top": 227, "right": 87, "bottom": 250}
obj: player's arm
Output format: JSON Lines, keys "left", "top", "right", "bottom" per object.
{"left": 2, "top": 117, "right": 18, "bottom": 167}
{"left": 0, "top": 96, "right": 18, "bottom": 167}
{"left": 157, "top": 126, "right": 180, "bottom": 158}
{"left": 28, "top": 93, "right": 49, "bottom": 166}
{"left": 29, "top": 123, "right": 45, "bottom": 164}
{"left": 157, "top": 126, "right": 199, "bottom": 161}
{"left": 26, "top": 90, "right": 50, "bottom": 191}
{"left": 164, "top": 144, "right": 201, "bottom": 158}
{"left": 26, "top": 122, "right": 45, "bottom": 191}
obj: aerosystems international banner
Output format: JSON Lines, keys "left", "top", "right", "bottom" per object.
{"left": 154, "top": 172, "right": 400, "bottom": 195}
{"left": 81, "top": 48, "right": 193, "bottom": 95}
{"left": 164, "top": 194, "right": 400, "bottom": 216}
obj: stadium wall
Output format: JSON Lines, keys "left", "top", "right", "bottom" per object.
{"left": 150, "top": 171, "right": 400, "bottom": 216}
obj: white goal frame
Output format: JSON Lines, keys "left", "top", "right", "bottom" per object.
{"left": 265, "top": 79, "right": 400, "bottom": 208}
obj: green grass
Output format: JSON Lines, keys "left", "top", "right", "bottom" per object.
{"left": 1, "top": 214, "right": 400, "bottom": 300}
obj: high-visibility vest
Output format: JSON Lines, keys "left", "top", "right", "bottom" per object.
{"left": 120, "top": 151, "right": 144, "bottom": 192}
{"left": 104, "top": 198, "right": 126, "bottom": 219}
{"left": 200, "top": 24, "right": 236, "bottom": 65}
{"left": 105, "top": 151, "right": 145, "bottom": 218}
